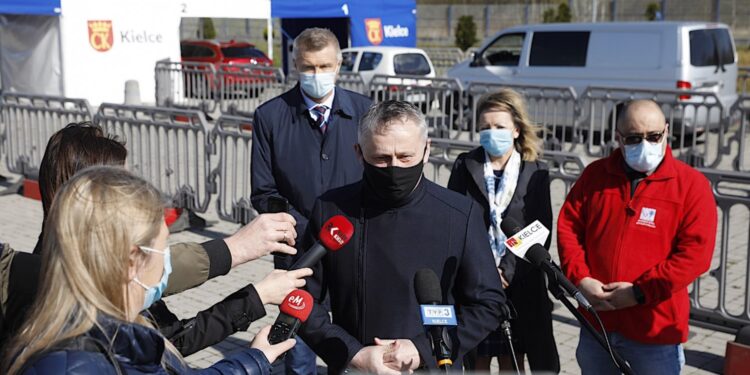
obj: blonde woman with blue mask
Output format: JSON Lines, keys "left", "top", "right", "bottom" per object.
{"left": 2, "top": 166, "right": 295, "bottom": 375}
{"left": 448, "top": 88, "right": 560, "bottom": 373}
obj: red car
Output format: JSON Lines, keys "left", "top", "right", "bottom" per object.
{"left": 180, "top": 40, "right": 272, "bottom": 67}
{"left": 180, "top": 40, "right": 275, "bottom": 98}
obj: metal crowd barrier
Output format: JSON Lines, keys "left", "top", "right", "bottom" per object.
{"left": 690, "top": 168, "right": 750, "bottom": 333}
{"left": 210, "top": 115, "right": 255, "bottom": 224}
{"left": 0, "top": 93, "right": 92, "bottom": 176}
{"left": 423, "top": 47, "right": 466, "bottom": 77}
{"left": 370, "top": 75, "right": 464, "bottom": 139}
{"left": 729, "top": 95, "right": 750, "bottom": 172}
{"left": 94, "top": 104, "right": 212, "bottom": 213}
{"left": 217, "top": 65, "right": 286, "bottom": 117}
{"left": 466, "top": 82, "right": 579, "bottom": 149}
{"left": 578, "top": 86, "right": 728, "bottom": 167}
{"left": 155, "top": 60, "right": 217, "bottom": 113}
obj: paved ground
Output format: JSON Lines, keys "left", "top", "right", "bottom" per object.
{"left": 0, "top": 153, "right": 741, "bottom": 374}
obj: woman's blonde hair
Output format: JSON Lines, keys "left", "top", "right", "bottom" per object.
{"left": 476, "top": 88, "right": 542, "bottom": 161}
{"left": 3, "top": 166, "right": 164, "bottom": 374}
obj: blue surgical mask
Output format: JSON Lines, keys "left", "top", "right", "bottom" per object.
{"left": 133, "top": 245, "right": 171, "bottom": 311}
{"left": 623, "top": 138, "right": 665, "bottom": 173}
{"left": 479, "top": 128, "right": 514, "bottom": 157}
{"left": 299, "top": 72, "right": 336, "bottom": 99}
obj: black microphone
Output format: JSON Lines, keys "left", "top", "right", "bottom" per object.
{"left": 290, "top": 215, "right": 353, "bottom": 270}
{"left": 414, "top": 269, "right": 454, "bottom": 371}
{"left": 500, "top": 218, "right": 593, "bottom": 310}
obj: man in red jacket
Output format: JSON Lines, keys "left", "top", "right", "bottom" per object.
{"left": 557, "top": 99, "right": 717, "bottom": 375}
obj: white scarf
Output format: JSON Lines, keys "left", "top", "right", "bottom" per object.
{"left": 483, "top": 149, "right": 521, "bottom": 267}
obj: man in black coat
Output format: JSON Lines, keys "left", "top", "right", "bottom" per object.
{"left": 297, "top": 100, "right": 507, "bottom": 374}
{"left": 250, "top": 27, "right": 372, "bottom": 374}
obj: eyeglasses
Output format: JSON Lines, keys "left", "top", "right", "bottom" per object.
{"left": 618, "top": 128, "right": 668, "bottom": 146}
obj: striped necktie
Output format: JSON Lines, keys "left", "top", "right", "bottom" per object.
{"left": 311, "top": 105, "right": 329, "bottom": 134}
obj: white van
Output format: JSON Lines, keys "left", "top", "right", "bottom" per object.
{"left": 448, "top": 22, "right": 738, "bottom": 132}
{"left": 341, "top": 46, "right": 436, "bottom": 86}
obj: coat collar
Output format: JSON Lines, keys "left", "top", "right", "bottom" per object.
{"left": 87, "top": 315, "right": 166, "bottom": 368}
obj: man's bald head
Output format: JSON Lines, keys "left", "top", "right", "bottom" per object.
{"left": 616, "top": 100, "right": 667, "bottom": 134}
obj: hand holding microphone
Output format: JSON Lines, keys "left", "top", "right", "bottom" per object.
{"left": 290, "top": 215, "right": 354, "bottom": 270}
{"left": 268, "top": 289, "right": 313, "bottom": 346}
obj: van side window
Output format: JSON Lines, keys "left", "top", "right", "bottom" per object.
{"left": 529, "top": 31, "right": 590, "bottom": 67}
{"left": 480, "top": 33, "right": 525, "bottom": 66}
{"left": 359, "top": 52, "right": 383, "bottom": 71}
{"left": 690, "top": 29, "right": 736, "bottom": 67}
{"left": 187, "top": 45, "right": 215, "bottom": 58}
{"left": 342, "top": 51, "right": 357, "bottom": 72}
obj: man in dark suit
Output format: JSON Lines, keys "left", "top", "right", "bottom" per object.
{"left": 250, "top": 27, "right": 372, "bottom": 374}
{"left": 298, "top": 100, "right": 507, "bottom": 374}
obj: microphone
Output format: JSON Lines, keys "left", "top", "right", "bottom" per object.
{"left": 268, "top": 289, "right": 314, "bottom": 345}
{"left": 500, "top": 218, "right": 593, "bottom": 310}
{"left": 414, "top": 269, "right": 456, "bottom": 371}
{"left": 290, "top": 215, "right": 354, "bottom": 270}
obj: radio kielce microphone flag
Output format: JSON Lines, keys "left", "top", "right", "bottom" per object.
{"left": 500, "top": 217, "right": 593, "bottom": 310}
{"left": 268, "top": 289, "right": 314, "bottom": 345}
{"left": 290, "top": 215, "right": 354, "bottom": 270}
{"left": 415, "top": 268, "right": 456, "bottom": 370}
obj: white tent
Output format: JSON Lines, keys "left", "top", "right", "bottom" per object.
{"left": 0, "top": 0, "right": 271, "bottom": 105}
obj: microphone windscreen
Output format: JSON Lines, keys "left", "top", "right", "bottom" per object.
{"left": 500, "top": 217, "right": 523, "bottom": 237}
{"left": 414, "top": 268, "right": 442, "bottom": 305}
{"left": 318, "top": 215, "right": 354, "bottom": 251}
{"left": 525, "top": 245, "right": 552, "bottom": 267}
{"left": 279, "top": 289, "right": 314, "bottom": 322}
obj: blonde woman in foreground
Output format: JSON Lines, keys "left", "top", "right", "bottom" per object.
{"left": 2, "top": 166, "right": 294, "bottom": 375}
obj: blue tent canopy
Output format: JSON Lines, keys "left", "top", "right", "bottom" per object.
{"left": 0, "top": 0, "right": 61, "bottom": 15}
{"left": 272, "top": 0, "right": 416, "bottom": 47}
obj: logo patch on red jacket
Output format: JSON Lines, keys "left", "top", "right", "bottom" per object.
{"left": 636, "top": 207, "right": 656, "bottom": 228}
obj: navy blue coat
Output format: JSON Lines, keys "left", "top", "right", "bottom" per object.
{"left": 251, "top": 85, "right": 372, "bottom": 251}
{"left": 18, "top": 317, "right": 271, "bottom": 375}
{"left": 297, "top": 178, "right": 507, "bottom": 373}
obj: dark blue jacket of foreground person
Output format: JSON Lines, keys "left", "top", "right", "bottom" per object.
{"left": 297, "top": 177, "right": 507, "bottom": 374}
{"left": 18, "top": 316, "right": 271, "bottom": 375}
{"left": 251, "top": 84, "right": 372, "bottom": 244}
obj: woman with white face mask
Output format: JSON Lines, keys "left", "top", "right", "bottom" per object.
{"left": 448, "top": 88, "right": 560, "bottom": 373}
{"left": 2, "top": 167, "right": 295, "bottom": 375}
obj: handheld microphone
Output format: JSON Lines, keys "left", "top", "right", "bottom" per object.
{"left": 414, "top": 269, "right": 456, "bottom": 371}
{"left": 290, "top": 215, "right": 354, "bottom": 270}
{"left": 268, "top": 289, "right": 313, "bottom": 345}
{"left": 500, "top": 218, "right": 593, "bottom": 310}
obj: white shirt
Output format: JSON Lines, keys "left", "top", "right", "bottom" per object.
{"left": 301, "top": 87, "right": 335, "bottom": 125}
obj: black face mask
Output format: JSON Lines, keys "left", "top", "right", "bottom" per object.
{"left": 363, "top": 159, "right": 424, "bottom": 204}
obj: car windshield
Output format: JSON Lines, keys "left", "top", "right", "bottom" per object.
{"left": 394, "top": 53, "right": 431, "bottom": 75}
{"left": 222, "top": 46, "right": 267, "bottom": 59}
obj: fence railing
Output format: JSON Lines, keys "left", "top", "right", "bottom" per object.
{"left": 0, "top": 93, "right": 92, "bottom": 176}
{"left": 93, "top": 104, "right": 213, "bottom": 213}
{"left": 155, "top": 60, "right": 217, "bottom": 113}
{"left": 370, "top": 74, "right": 464, "bottom": 139}
{"left": 217, "top": 65, "right": 286, "bottom": 117}
{"left": 210, "top": 115, "right": 255, "bottom": 224}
